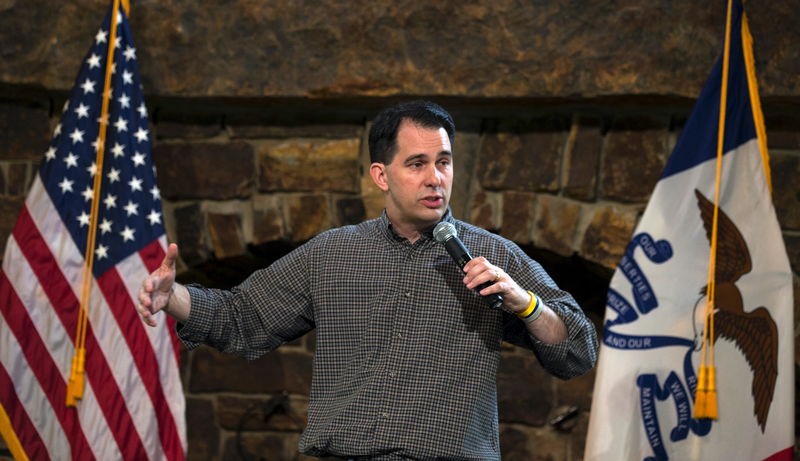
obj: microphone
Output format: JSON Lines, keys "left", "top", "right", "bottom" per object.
{"left": 433, "top": 222, "right": 504, "bottom": 309}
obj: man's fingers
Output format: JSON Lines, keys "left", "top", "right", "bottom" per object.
{"left": 162, "top": 243, "right": 179, "bottom": 269}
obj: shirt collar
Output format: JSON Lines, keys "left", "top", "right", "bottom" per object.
{"left": 379, "top": 208, "right": 456, "bottom": 243}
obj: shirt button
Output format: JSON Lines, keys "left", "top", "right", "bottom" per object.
{"left": 394, "top": 333, "right": 403, "bottom": 339}
{"left": 404, "top": 291, "right": 412, "bottom": 298}
{"left": 388, "top": 370, "right": 396, "bottom": 378}
{"left": 380, "top": 411, "right": 390, "bottom": 419}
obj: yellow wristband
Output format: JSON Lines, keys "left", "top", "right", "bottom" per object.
{"left": 517, "top": 291, "right": 538, "bottom": 318}
{"left": 519, "top": 292, "right": 543, "bottom": 323}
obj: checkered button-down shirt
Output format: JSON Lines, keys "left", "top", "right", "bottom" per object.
{"left": 178, "top": 211, "right": 598, "bottom": 460}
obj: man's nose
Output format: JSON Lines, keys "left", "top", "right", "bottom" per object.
{"left": 425, "top": 164, "right": 442, "bottom": 187}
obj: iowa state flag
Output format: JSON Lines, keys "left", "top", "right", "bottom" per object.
{"left": 0, "top": 2, "right": 186, "bottom": 460}
{"left": 584, "top": 2, "right": 794, "bottom": 460}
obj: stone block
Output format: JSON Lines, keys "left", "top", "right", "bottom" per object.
{"left": 173, "top": 204, "right": 209, "bottom": 267}
{"left": 253, "top": 198, "right": 286, "bottom": 244}
{"left": 579, "top": 204, "right": 638, "bottom": 269}
{"left": 497, "top": 353, "right": 553, "bottom": 426}
{"left": 335, "top": 196, "right": 365, "bottom": 226}
{"left": 480, "top": 117, "right": 567, "bottom": 192}
{"left": 154, "top": 142, "right": 254, "bottom": 200}
{"left": 190, "top": 347, "right": 313, "bottom": 395}
{"left": 258, "top": 138, "right": 360, "bottom": 193}
{"left": 601, "top": 116, "right": 668, "bottom": 202}
{"left": 770, "top": 152, "right": 800, "bottom": 230}
{"left": 6, "top": 163, "right": 29, "bottom": 196}
{"left": 185, "top": 397, "right": 219, "bottom": 461}
{"left": 288, "top": 194, "right": 330, "bottom": 242}
{"left": 500, "top": 191, "right": 535, "bottom": 244}
{"left": 450, "top": 121, "right": 482, "bottom": 220}
{"left": 217, "top": 394, "right": 308, "bottom": 431}
{"left": 0, "top": 102, "right": 50, "bottom": 161}
{"left": 207, "top": 212, "right": 245, "bottom": 259}
{"left": 470, "top": 189, "right": 501, "bottom": 231}
{"left": 532, "top": 194, "right": 582, "bottom": 256}
{"left": 564, "top": 115, "right": 602, "bottom": 200}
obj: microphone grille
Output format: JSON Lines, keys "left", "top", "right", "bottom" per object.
{"left": 433, "top": 222, "right": 457, "bottom": 243}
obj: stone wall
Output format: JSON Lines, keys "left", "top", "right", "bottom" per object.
{"left": 1, "top": 1, "right": 799, "bottom": 460}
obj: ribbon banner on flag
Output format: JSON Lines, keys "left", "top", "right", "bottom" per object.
{"left": 584, "top": 1, "right": 793, "bottom": 460}
{"left": 0, "top": 2, "right": 186, "bottom": 460}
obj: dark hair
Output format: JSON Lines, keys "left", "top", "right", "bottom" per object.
{"left": 368, "top": 100, "right": 455, "bottom": 164}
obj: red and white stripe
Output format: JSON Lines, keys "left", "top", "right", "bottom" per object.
{"left": 0, "top": 175, "right": 186, "bottom": 460}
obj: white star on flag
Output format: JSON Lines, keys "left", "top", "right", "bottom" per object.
{"left": 132, "top": 151, "right": 146, "bottom": 166}
{"left": 77, "top": 211, "right": 91, "bottom": 227}
{"left": 103, "top": 193, "right": 117, "bottom": 209}
{"left": 124, "top": 200, "right": 139, "bottom": 216}
{"left": 149, "top": 185, "right": 160, "bottom": 200}
{"left": 63, "top": 152, "right": 79, "bottom": 168}
{"left": 80, "top": 78, "right": 96, "bottom": 94}
{"left": 99, "top": 218, "right": 113, "bottom": 234}
{"left": 146, "top": 209, "right": 161, "bottom": 225}
{"left": 123, "top": 45, "right": 136, "bottom": 61}
{"left": 44, "top": 147, "right": 56, "bottom": 161}
{"left": 87, "top": 54, "right": 101, "bottom": 69}
{"left": 137, "top": 102, "right": 147, "bottom": 118}
{"left": 134, "top": 127, "right": 149, "bottom": 143}
{"left": 58, "top": 178, "right": 74, "bottom": 193}
{"left": 69, "top": 128, "right": 85, "bottom": 144}
{"left": 120, "top": 226, "right": 136, "bottom": 242}
{"left": 95, "top": 28, "right": 107, "bottom": 44}
{"left": 81, "top": 186, "right": 94, "bottom": 202}
{"left": 95, "top": 244, "right": 109, "bottom": 260}
{"left": 122, "top": 70, "right": 133, "bottom": 85}
{"left": 111, "top": 142, "right": 125, "bottom": 158}
{"left": 114, "top": 116, "right": 128, "bottom": 132}
{"left": 128, "top": 176, "right": 143, "bottom": 191}
{"left": 107, "top": 168, "right": 121, "bottom": 183}
{"left": 118, "top": 93, "right": 130, "bottom": 109}
{"left": 75, "top": 103, "right": 90, "bottom": 118}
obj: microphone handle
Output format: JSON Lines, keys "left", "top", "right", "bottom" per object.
{"left": 443, "top": 238, "right": 504, "bottom": 309}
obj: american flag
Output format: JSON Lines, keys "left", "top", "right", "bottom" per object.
{"left": 0, "top": 3, "right": 186, "bottom": 460}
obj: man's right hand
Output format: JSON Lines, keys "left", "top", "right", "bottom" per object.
{"left": 138, "top": 243, "right": 179, "bottom": 327}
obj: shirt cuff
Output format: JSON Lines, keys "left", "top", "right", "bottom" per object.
{"left": 175, "top": 284, "right": 215, "bottom": 349}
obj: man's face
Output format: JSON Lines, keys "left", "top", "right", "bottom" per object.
{"left": 371, "top": 120, "right": 453, "bottom": 234}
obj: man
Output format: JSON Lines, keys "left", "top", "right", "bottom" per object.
{"left": 138, "top": 101, "right": 598, "bottom": 460}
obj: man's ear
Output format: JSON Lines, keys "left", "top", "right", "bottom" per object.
{"left": 370, "top": 162, "right": 389, "bottom": 192}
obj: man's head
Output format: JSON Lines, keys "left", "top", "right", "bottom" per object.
{"left": 368, "top": 101, "right": 455, "bottom": 241}
{"left": 368, "top": 100, "right": 455, "bottom": 165}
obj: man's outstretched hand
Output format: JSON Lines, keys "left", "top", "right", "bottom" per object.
{"left": 137, "top": 243, "right": 179, "bottom": 327}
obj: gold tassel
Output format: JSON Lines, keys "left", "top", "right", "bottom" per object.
{"left": 693, "top": 365, "right": 708, "bottom": 418}
{"left": 704, "top": 366, "right": 718, "bottom": 419}
{"left": 66, "top": 348, "right": 86, "bottom": 407}
{"left": 693, "top": 365, "right": 719, "bottom": 419}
